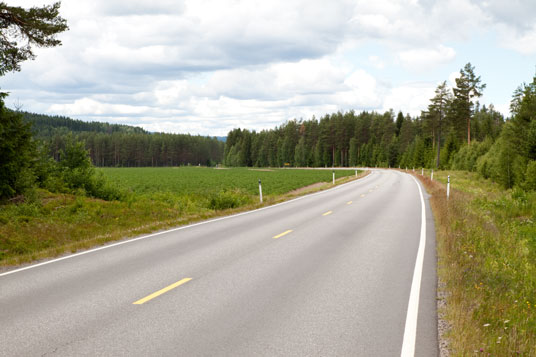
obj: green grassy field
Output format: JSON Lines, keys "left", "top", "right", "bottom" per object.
{"left": 100, "top": 167, "right": 356, "bottom": 196}
{"left": 418, "top": 170, "right": 536, "bottom": 356}
{"left": 0, "top": 167, "right": 359, "bottom": 266}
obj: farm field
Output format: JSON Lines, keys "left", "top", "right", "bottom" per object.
{"left": 1, "top": 167, "right": 360, "bottom": 266}
{"left": 99, "top": 167, "right": 357, "bottom": 196}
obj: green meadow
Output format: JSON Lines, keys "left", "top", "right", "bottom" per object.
{"left": 0, "top": 167, "right": 359, "bottom": 266}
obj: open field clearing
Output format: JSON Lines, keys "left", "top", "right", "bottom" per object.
{"left": 99, "top": 167, "right": 357, "bottom": 196}
{"left": 0, "top": 167, "right": 360, "bottom": 267}
{"left": 417, "top": 170, "right": 535, "bottom": 356}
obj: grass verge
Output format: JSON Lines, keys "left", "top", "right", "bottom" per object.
{"left": 415, "top": 170, "right": 535, "bottom": 356}
{"left": 0, "top": 169, "right": 367, "bottom": 268}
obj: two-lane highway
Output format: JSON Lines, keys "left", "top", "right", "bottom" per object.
{"left": 1, "top": 169, "right": 437, "bottom": 356}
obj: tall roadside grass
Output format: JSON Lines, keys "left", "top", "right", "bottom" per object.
{"left": 417, "top": 170, "right": 535, "bottom": 355}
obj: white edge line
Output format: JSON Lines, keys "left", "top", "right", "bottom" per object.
{"left": 0, "top": 170, "right": 375, "bottom": 277}
{"left": 401, "top": 174, "right": 427, "bottom": 357}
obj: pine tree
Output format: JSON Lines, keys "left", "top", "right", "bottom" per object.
{"left": 427, "top": 81, "right": 451, "bottom": 168}
{"left": 452, "top": 63, "right": 486, "bottom": 145}
{"left": 0, "top": 2, "right": 68, "bottom": 76}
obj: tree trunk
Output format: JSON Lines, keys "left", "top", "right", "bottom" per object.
{"left": 332, "top": 145, "right": 335, "bottom": 167}
{"left": 436, "top": 113, "right": 442, "bottom": 169}
{"left": 467, "top": 118, "right": 471, "bottom": 145}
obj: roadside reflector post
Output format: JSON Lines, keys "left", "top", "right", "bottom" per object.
{"left": 355, "top": 169, "right": 357, "bottom": 177}
{"left": 332, "top": 170, "right": 335, "bottom": 184}
{"left": 431, "top": 169, "right": 434, "bottom": 181}
{"left": 447, "top": 175, "right": 450, "bottom": 200}
{"left": 258, "top": 179, "right": 263, "bottom": 203}
{"left": 421, "top": 168, "right": 424, "bottom": 176}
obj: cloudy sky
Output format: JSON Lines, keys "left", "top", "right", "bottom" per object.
{"left": 3, "top": 0, "right": 536, "bottom": 136}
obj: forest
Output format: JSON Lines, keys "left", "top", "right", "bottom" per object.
{"left": 22, "top": 112, "right": 225, "bottom": 167}
{"left": 223, "top": 63, "right": 536, "bottom": 190}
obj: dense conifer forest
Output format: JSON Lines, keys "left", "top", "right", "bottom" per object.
{"left": 223, "top": 64, "right": 536, "bottom": 190}
{"left": 22, "top": 112, "right": 225, "bottom": 167}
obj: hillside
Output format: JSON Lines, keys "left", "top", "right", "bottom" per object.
{"left": 21, "top": 111, "right": 147, "bottom": 137}
{"left": 19, "top": 111, "right": 225, "bottom": 167}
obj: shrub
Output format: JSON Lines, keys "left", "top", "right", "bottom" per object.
{"left": 208, "top": 190, "right": 251, "bottom": 210}
{"left": 45, "top": 138, "right": 124, "bottom": 201}
{"left": 451, "top": 138, "right": 493, "bottom": 171}
{"left": 524, "top": 161, "right": 536, "bottom": 191}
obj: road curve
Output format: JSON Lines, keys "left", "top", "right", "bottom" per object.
{"left": 1, "top": 169, "right": 437, "bottom": 356}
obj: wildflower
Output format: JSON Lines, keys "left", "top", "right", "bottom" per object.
{"left": 483, "top": 323, "right": 490, "bottom": 327}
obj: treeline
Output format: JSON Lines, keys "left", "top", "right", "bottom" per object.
{"left": 224, "top": 63, "right": 536, "bottom": 190}
{"left": 22, "top": 112, "right": 225, "bottom": 167}
{"left": 22, "top": 112, "right": 147, "bottom": 136}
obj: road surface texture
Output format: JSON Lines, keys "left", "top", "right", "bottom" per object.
{"left": 1, "top": 169, "right": 437, "bottom": 356}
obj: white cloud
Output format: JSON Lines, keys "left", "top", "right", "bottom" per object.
{"left": 340, "top": 70, "right": 384, "bottom": 108}
{"left": 3, "top": 0, "right": 533, "bottom": 135}
{"left": 495, "top": 24, "right": 536, "bottom": 55}
{"left": 382, "top": 83, "right": 437, "bottom": 116}
{"left": 477, "top": 0, "right": 536, "bottom": 31}
{"left": 368, "top": 55, "right": 385, "bottom": 69}
{"left": 49, "top": 98, "right": 153, "bottom": 116}
{"left": 397, "top": 45, "right": 457, "bottom": 72}
{"left": 448, "top": 71, "right": 461, "bottom": 87}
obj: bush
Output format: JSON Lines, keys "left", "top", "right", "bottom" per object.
{"left": 208, "top": 190, "right": 251, "bottom": 210}
{"left": 451, "top": 138, "right": 493, "bottom": 171}
{"left": 477, "top": 138, "right": 501, "bottom": 180}
{"left": 524, "top": 161, "right": 536, "bottom": 191}
{"left": 41, "top": 138, "right": 125, "bottom": 201}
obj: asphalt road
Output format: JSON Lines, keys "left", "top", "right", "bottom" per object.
{"left": 1, "top": 169, "right": 437, "bottom": 356}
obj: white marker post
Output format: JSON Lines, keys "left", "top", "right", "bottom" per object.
{"left": 332, "top": 170, "right": 335, "bottom": 185}
{"left": 355, "top": 170, "right": 357, "bottom": 177}
{"left": 421, "top": 168, "right": 424, "bottom": 176}
{"left": 258, "top": 179, "right": 263, "bottom": 203}
{"left": 431, "top": 169, "right": 434, "bottom": 181}
{"left": 447, "top": 175, "right": 450, "bottom": 200}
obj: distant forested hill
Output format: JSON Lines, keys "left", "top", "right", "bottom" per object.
{"left": 21, "top": 111, "right": 224, "bottom": 167}
{"left": 22, "top": 112, "right": 147, "bottom": 137}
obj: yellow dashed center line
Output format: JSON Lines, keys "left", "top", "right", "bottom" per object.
{"left": 273, "top": 229, "right": 293, "bottom": 239}
{"left": 322, "top": 211, "right": 333, "bottom": 216}
{"left": 133, "top": 278, "right": 192, "bottom": 305}
{"left": 347, "top": 201, "right": 352, "bottom": 205}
